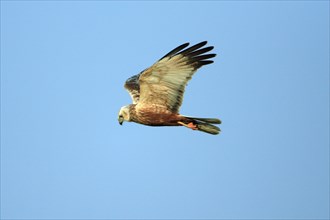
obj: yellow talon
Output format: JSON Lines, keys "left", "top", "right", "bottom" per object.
{"left": 178, "top": 121, "right": 186, "bottom": 127}
{"left": 178, "top": 121, "right": 198, "bottom": 130}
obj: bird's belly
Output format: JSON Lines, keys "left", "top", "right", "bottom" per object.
{"left": 134, "top": 111, "right": 181, "bottom": 126}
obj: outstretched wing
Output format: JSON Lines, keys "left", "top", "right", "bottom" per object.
{"left": 124, "top": 72, "right": 143, "bottom": 104}
{"left": 137, "top": 41, "right": 216, "bottom": 113}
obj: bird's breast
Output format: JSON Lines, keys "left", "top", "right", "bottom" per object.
{"left": 133, "top": 104, "right": 181, "bottom": 126}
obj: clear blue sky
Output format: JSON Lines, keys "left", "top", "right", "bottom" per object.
{"left": 1, "top": 1, "right": 329, "bottom": 219}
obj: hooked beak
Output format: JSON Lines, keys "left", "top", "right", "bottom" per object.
{"left": 118, "top": 117, "right": 124, "bottom": 125}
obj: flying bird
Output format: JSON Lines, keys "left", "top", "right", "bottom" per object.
{"left": 118, "top": 41, "right": 221, "bottom": 135}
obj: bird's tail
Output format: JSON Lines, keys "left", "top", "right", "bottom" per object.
{"left": 184, "top": 116, "right": 221, "bottom": 135}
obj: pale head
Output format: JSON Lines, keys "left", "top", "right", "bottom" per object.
{"left": 118, "top": 105, "right": 131, "bottom": 125}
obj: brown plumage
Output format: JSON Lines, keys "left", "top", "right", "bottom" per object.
{"left": 118, "top": 41, "right": 221, "bottom": 135}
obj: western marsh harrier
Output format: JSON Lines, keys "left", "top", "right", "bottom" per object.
{"left": 118, "top": 41, "right": 221, "bottom": 135}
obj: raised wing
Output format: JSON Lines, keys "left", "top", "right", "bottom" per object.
{"left": 124, "top": 72, "right": 142, "bottom": 104}
{"left": 137, "top": 41, "right": 216, "bottom": 113}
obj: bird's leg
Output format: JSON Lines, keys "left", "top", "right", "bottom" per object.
{"left": 178, "top": 121, "right": 198, "bottom": 130}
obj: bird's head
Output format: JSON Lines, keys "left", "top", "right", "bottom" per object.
{"left": 118, "top": 105, "right": 131, "bottom": 125}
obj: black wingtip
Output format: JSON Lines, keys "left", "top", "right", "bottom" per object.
{"left": 196, "top": 41, "right": 208, "bottom": 46}
{"left": 159, "top": 42, "right": 190, "bottom": 60}
{"left": 197, "top": 41, "right": 208, "bottom": 46}
{"left": 159, "top": 41, "right": 216, "bottom": 67}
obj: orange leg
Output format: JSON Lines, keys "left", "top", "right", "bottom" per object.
{"left": 178, "top": 121, "right": 198, "bottom": 130}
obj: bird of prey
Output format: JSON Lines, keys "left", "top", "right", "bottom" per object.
{"left": 118, "top": 41, "right": 221, "bottom": 135}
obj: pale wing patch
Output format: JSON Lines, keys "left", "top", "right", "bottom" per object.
{"left": 138, "top": 55, "right": 197, "bottom": 113}
{"left": 130, "top": 41, "right": 215, "bottom": 113}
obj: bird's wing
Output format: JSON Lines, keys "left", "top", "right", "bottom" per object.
{"left": 124, "top": 72, "right": 143, "bottom": 104}
{"left": 137, "top": 41, "right": 216, "bottom": 113}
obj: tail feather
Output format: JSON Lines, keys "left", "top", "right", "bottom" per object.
{"left": 185, "top": 116, "right": 221, "bottom": 124}
{"left": 183, "top": 115, "right": 221, "bottom": 135}
{"left": 196, "top": 121, "right": 221, "bottom": 135}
